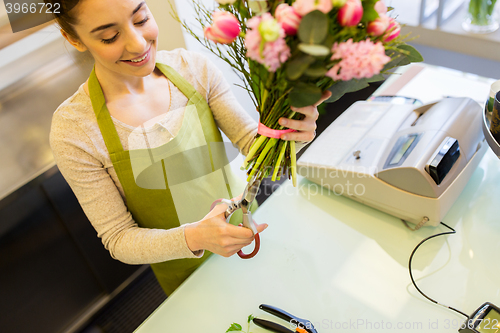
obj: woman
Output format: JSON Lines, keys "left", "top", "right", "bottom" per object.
{"left": 49, "top": 0, "right": 325, "bottom": 295}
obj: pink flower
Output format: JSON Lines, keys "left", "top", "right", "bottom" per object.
{"left": 326, "top": 39, "right": 391, "bottom": 81}
{"left": 204, "top": 11, "right": 240, "bottom": 44}
{"left": 384, "top": 18, "right": 401, "bottom": 42}
{"left": 337, "top": 0, "right": 363, "bottom": 27}
{"left": 275, "top": 3, "right": 302, "bottom": 36}
{"left": 292, "top": 0, "right": 333, "bottom": 16}
{"left": 374, "top": 0, "right": 387, "bottom": 15}
{"left": 245, "top": 13, "right": 291, "bottom": 72}
{"left": 367, "top": 14, "right": 390, "bottom": 36}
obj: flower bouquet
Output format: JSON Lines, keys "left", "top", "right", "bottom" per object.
{"left": 174, "top": 0, "right": 423, "bottom": 186}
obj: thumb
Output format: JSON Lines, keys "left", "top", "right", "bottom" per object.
{"left": 315, "top": 90, "right": 332, "bottom": 106}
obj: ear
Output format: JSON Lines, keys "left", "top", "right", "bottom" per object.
{"left": 60, "top": 30, "right": 87, "bottom": 52}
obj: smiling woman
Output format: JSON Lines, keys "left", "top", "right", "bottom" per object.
{"left": 46, "top": 0, "right": 317, "bottom": 295}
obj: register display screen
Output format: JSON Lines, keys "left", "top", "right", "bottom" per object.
{"left": 390, "top": 135, "right": 417, "bottom": 165}
{"left": 476, "top": 308, "right": 500, "bottom": 332}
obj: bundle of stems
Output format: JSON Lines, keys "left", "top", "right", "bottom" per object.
{"left": 241, "top": 72, "right": 332, "bottom": 187}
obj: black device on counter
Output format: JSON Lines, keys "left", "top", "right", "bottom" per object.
{"left": 458, "top": 303, "right": 500, "bottom": 333}
{"left": 253, "top": 304, "right": 317, "bottom": 333}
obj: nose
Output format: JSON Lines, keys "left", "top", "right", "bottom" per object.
{"left": 124, "top": 26, "right": 148, "bottom": 55}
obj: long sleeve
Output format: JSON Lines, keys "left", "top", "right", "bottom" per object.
{"left": 50, "top": 110, "right": 203, "bottom": 265}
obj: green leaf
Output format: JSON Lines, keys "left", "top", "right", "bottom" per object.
{"left": 286, "top": 55, "right": 315, "bottom": 80}
{"left": 247, "top": 314, "right": 256, "bottom": 323}
{"left": 298, "top": 44, "right": 330, "bottom": 56}
{"left": 366, "top": 74, "right": 385, "bottom": 82}
{"left": 304, "top": 64, "right": 328, "bottom": 77}
{"left": 298, "top": 10, "right": 329, "bottom": 44}
{"left": 289, "top": 82, "right": 323, "bottom": 107}
{"left": 397, "top": 44, "right": 424, "bottom": 63}
{"left": 361, "top": 7, "right": 379, "bottom": 22}
{"left": 325, "top": 79, "right": 370, "bottom": 103}
{"left": 226, "top": 323, "right": 243, "bottom": 332}
{"left": 361, "top": 0, "right": 379, "bottom": 23}
{"left": 383, "top": 45, "right": 423, "bottom": 72}
{"left": 323, "top": 34, "right": 336, "bottom": 49}
{"left": 382, "top": 49, "right": 410, "bottom": 71}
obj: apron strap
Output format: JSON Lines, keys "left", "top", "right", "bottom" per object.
{"left": 155, "top": 63, "right": 203, "bottom": 104}
{"left": 89, "top": 63, "right": 213, "bottom": 156}
{"left": 88, "top": 68, "right": 125, "bottom": 154}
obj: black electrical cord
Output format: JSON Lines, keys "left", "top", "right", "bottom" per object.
{"left": 408, "top": 221, "right": 469, "bottom": 319}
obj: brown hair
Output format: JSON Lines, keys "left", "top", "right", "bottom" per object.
{"left": 45, "top": 0, "right": 82, "bottom": 40}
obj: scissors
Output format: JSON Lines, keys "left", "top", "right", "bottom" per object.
{"left": 253, "top": 304, "right": 318, "bottom": 333}
{"left": 210, "top": 175, "right": 262, "bottom": 259}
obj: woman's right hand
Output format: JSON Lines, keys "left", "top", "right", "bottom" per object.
{"left": 184, "top": 202, "right": 268, "bottom": 257}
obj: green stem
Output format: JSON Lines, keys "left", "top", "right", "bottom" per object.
{"left": 242, "top": 135, "right": 266, "bottom": 169}
{"left": 247, "top": 138, "right": 278, "bottom": 181}
{"left": 290, "top": 140, "right": 297, "bottom": 187}
{"left": 260, "top": 72, "right": 274, "bottom": 115}
{"left": 271, "top": 141, "right": 288, "bottom": 181}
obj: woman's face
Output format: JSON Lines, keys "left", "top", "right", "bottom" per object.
{"left": 70, "top": 0, "right": 159, "bottom": 79}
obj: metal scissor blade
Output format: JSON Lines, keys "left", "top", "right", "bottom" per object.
{"left": 241, "top": 176, "right": 261, "bottom": 213}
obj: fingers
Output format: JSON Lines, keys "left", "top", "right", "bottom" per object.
{"left": 278, "top": 91, "right": 331, "bottom": 142}
{"left": 279, "top": 116, "right": 316, "bottom": 132}
{"left": 289, "top": 105, "right": 319, "bottom": 121}
{"left": 279, "top": 111, "right": 317, "bottom": 141}
{"left": 281, "top": 130, "right": 316, "bottom": 142}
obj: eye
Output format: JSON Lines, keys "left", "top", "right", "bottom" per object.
{"left": 135, "top": 16, "right": 149, "bottom": 26}
{"left": 101, "top": 33, "right": 119, "bottom": 44}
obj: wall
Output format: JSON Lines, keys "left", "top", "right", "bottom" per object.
{"left": 147, "top": 0, "right": 186, "bottom": 50}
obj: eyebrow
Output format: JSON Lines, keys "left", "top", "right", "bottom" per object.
{"left": 90, "top": 1, "right": 146, "bottom": 34}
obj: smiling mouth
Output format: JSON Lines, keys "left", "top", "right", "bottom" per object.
{"left": 122, "top": 45, "right": 151, "bottom": 63}
{"left": 127, "top": 53, "right": 148, "bottom": 63}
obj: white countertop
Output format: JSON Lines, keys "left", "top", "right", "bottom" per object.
{"left": 135, "top": 64, "right": 500, "bottom": 332}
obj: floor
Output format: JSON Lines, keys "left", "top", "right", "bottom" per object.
{"left": 77, "top": 81, "right": 383, "bottom": 333}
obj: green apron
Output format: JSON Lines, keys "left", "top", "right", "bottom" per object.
{"left": 88, "top": 63, "right": 253, "bottom": 295}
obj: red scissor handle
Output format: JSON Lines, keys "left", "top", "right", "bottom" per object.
{"left": 210, "top": 199, "right": 260, "bottom": 259}
{"left": 237, "top": 226, "right": 260, "bottom": 259}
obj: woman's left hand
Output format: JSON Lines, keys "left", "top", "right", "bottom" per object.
{"left": 278, "top": 91, "right": 332, "bottom": 142}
